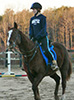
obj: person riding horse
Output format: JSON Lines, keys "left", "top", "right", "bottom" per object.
{"left": 29, "top": 2, "right": 59, "bottom": 70}
{"left": 7, "top": 22, "right": 72, "bottom": 100}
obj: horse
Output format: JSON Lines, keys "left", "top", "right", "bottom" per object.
{"left": 7, "top": 22, "right": 72, "bottom": 100}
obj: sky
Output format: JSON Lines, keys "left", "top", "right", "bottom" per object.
{"left": 0, "top": 0, "right": 74, "bottom": 15}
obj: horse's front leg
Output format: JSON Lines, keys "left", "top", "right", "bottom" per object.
{"left": 32, "top": 74, "right": 44, "bottom": 100}
{"left": 50, "top": 73, "right": 60, "bottom": 100}
{"left": 32, "top": 86, "right": 40, "bottom": 100}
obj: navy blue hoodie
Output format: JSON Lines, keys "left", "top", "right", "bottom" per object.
{"left": 29, "top": 14, "right": 48, "bottom": 41}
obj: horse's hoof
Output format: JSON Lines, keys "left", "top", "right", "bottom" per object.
{"left": 35, "top": 99, "right": 41, "bottom": 100}
{"left": 61, "top": 94, "right": 65, "bottom": 100}
{"left": 34, "top": 97, "right": 41, "bottom": 100}
{"left": 21, "top": 68, "right": 25, "bottom": 71}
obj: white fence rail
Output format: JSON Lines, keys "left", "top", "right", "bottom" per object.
{"left": 0, "top": 51, "right": 22, "bottom": 67}
{"left": 0, "top": 51, "right": 22, "bottom": 75}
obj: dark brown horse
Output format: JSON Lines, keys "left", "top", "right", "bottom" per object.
{"left": 7, "top": 22, "right": 72, "bottom": 100}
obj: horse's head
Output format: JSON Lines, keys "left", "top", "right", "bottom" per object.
{"left": 7, "top": 22, "right": 21, "bottom": 50}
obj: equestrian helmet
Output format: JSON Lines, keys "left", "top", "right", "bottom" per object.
{"left": 30, "top": 2, "right": 42, "bottom": 9}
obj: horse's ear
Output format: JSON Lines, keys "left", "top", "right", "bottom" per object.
{"left": 14, "top": 22, "right": 18, "bottom": 29}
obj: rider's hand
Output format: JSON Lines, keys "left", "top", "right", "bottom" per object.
{"left": 31, "top": 37, "right": 36, "bottom": 42}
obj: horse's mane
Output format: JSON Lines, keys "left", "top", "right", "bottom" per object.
{"left": 19, "top": 30, "right": 29, "bottom": 41}
{"left": 18, "top": 29, "right": 34, "bottom": 48}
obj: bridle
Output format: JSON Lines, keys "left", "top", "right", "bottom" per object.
{"left": 8, "top": 31, "right": 39, "bottom": 63}
{"left": 7, "top": 30, "right": 21, "bottom": 51}
{"left": 11, "top": 33, "right": 21, "bottom": 49}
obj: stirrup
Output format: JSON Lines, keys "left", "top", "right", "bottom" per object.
{"left": 51, "top": 60, "right": 59, "bottom": 71}
{"left": 51, "top": 65, "right": 59, "bottom": 70}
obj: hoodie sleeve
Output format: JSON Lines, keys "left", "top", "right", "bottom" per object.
{"left": 29, "top": 18, "right": 33, "bottom": 39}
{"left": 35, "top": 16, "right": 47, "bottom": 40}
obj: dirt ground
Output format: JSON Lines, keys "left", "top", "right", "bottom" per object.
{"left": 0, "top": 65, "right": 74, "bottom": 100}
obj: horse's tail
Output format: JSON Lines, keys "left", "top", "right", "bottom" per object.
{"left": 66, "top": 60, "right": 72, "bottom": 81}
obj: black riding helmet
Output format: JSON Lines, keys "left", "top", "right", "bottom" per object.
{"left": 30, "top": 2, "right": 42, "bottom": 10}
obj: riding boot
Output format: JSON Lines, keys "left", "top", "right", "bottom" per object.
{"left": 51, "top": 60, "right": 59, "bottom": 71}
{"left": 45, "top": 52, "right": 59, "bottom": 71}
{"left": 39, "top": 37, "right": 59, "bottom": 71}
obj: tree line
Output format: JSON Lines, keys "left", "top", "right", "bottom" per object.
{"left": 0, "top": 6, "right": 74, "bottom": 52}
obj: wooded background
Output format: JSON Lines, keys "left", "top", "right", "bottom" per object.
{"left": 0, "top": 6, "right": 74, "bottom": 52}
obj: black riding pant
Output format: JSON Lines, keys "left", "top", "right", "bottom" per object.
{"left": 38, "top": 37, "right": 53, "bottom": 63}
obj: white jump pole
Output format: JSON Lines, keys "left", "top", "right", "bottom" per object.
{"left": 5, "top": 51, "right": 14, "bottom": 75}
{"left": 8, "top": 51, "right": 11, "bottom": 74}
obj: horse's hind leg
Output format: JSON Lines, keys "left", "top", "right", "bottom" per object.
{"left": 60, "top": 63, "right": 69, "bottom": 100}
{"left": 50, "top": 73, "right": 60, "bottom": 100}
{"left": 60, "top": 70, "right": 67, "bottom": 100}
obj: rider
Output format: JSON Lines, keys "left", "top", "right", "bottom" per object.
{"left": 29, "top": 2, "right": 59, "bottom": 70}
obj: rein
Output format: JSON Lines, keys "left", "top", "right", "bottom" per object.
{"left": 11, "top": 41, "right": 38, "bottom": 68}
{"left": 23, "top": 42, "right": 39, "bottom": 79}
{"left": 23, "top": 42, "right": 39, "bottom": 63}
{"left": 9, "top": 42, "right": 39, "bottom": 79}
{"left": 11, "top": 43, "right": 38, "bottom": 63}
{"left": 25, "top": 45, "right": 37, "bottom": 53}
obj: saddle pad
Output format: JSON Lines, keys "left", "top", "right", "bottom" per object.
{"left": 39, "top": 45, "right": 57, "bottom": 66}
{"left": 39, "top": 45, "right": 48, "bottom": 66}
{"left": 49, "top": 45, "right": 57, "bottom": 60}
